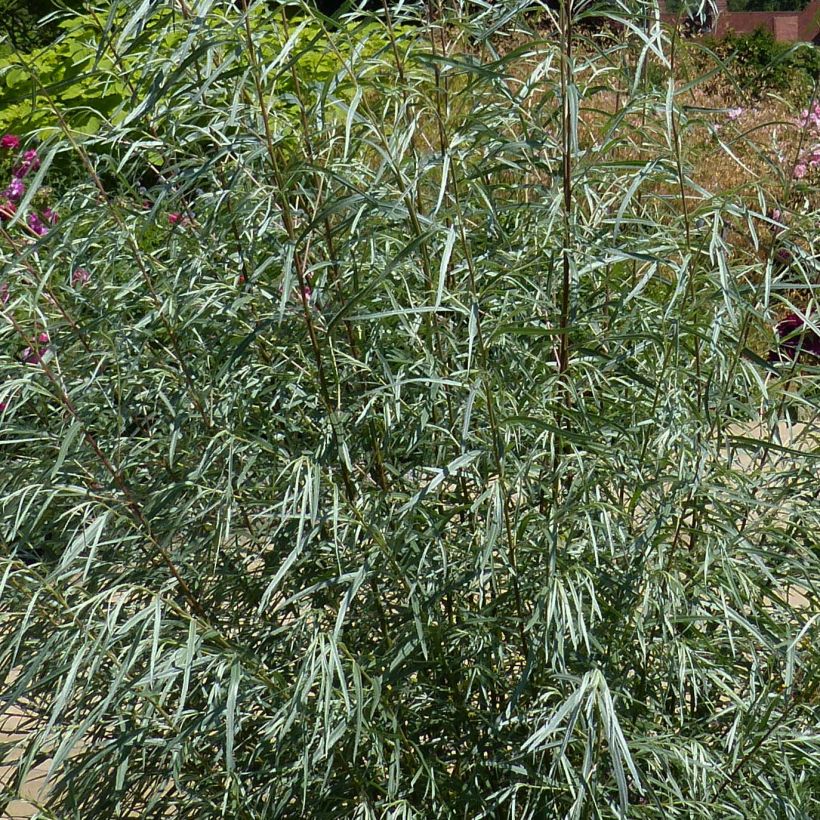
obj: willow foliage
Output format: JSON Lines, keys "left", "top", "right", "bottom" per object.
{"left": 1, "top": 0, "right": 819, "bottom": 817}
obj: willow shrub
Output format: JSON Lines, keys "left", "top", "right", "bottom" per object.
{"left": 2, "top": 0, "right": 820, "bottom": 817}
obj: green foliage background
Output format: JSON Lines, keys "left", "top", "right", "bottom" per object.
{"left": 0, "top": 16, "right": 126, "bottom": 137}
{"left": 726, "top": 0, "right": 810, "bottom": 11}
{"left": 0, "top": 0, "right": 87, "bottom": 51}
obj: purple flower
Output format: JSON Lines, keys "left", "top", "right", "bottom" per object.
{"left": 0, "top": 134, "right": 20, "bottom": 150}
{"left": 42, "top": 207, "right": 58, "bottom": 224}
{"left": 0, "top": 282, "right": 8, "bottom": 304}
{"left": 72, "top": 267, "right": 89, "bottom": 286}
{"left": 774, "top": 247, "right": 793, "bottom": 265}
{"left": 727, "top": 106, "right": 744, "bottom": 121}
{"left": 27, "top": 213, "right": 47, "bottom": 236}
{"left": 5, "top": 177, "right": 24, "bottom": 202}
{"left": 793, "top": 163, "right": 808, "bottom": 180}
{"left": 775, "top": 312, "right": 820, "bottom": 360}
{"left": 14, "top": 149, "right": 40, "bottom": 179}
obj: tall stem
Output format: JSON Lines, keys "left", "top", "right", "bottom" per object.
{"left": 558, "top": 0, "right": 574, "bottom": 384}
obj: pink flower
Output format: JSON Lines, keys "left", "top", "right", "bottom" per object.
{"left": 167, "top": 211, "right": 193, "bottom": 228}
{"left": 42, "top": 207, "right": 58, "bottom": 224}
{"left": 281, "top": 273, "right": 314, "bottom": 305}
{"left": 0, "top": 401, "right": 6, "bottom": 412}
{"left": 727, "top": 107, "right": 744, "bottom": 121}
{"left": 0, "top": 199, "right": 17, "bottom": 220}
{"left": 21, "top": 332, "right": 49, "bottom": 365}
{"left": 793, "top": 163, "right": 808, "bottom": 179}
{"left": 797, "top": 104, "right": 820, "bottom": 128}
{"left": 0, "top": 134, "right": 20, "bottom": 150}
{"left": 72, "top": 267, "right": 90, "bottom": 286}
{"left": 5, "top": 177, "right": 24, "bottom": 201}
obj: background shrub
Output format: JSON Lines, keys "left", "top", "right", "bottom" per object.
{"left": 703, "top": 27, "right": 820, "bottom": 99}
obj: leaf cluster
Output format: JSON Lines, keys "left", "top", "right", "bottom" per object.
{"left": 1, "top": 1, "right": 820, "bottom": 818}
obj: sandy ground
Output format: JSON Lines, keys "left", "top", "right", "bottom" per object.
{"left": 0, "top": 703, "right": 50, "bottom": 819}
